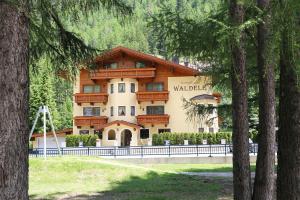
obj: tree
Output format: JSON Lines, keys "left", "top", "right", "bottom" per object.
{"left": 30, "top": 61, "right": 60, "bottom": 132}
{"left": 182, "top": 98, "right": 216, "bottom": 130}
{"left": 0, "top": 1, "right": 29, "bottom": 199}
{"left": 0, "top": 0, "right": 131, "bottom": 199}
{"left": 252, "top": 0, "right": 276, "bottom": 198}
{"left": 149, "top": 1, "right": 253, "bottom": 198}
{"left": 277, "top": 0, "right": 300, "bottom": 198}
{"left": 229, "top": 1, "right": 252, "bottom": 199}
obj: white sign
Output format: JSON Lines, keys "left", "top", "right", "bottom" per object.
{"left": 184, "top": 140, "right": 189, "bottom": 145}
{"left": 202, "top": 139, "right": 207, "bottom": 145}
{"left": 221, "top": 139, "right": 226, "bottom": 145}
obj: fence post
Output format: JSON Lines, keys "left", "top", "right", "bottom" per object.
{"left": 88, "top": 147, "right": 90, "bottom": 156}
{"left": 209, "top": 144, "right": 212, "bottom": 157}
{"left": 61, "top": 147, "right": 64, "bottom": 156}
{"left": 36, "top": 149, "right": 38, "bottom": 158}
{"left": 168, "top": 145, "right": 171, "bottom": 157}
{"left": 196, "top": 145, "right": 199, "bottom": 157}
{"left": 225, "top": 144, "right": 227, "bottom": 156}
{"left": 141, "top": 146, "right": 143, "bottom": 158}
{"left": 114, "top": 146, "right": 117, "bottom": 158}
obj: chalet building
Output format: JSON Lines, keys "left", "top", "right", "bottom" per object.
{"left": 73, "top": 46, "right": 221, "bottom": 147}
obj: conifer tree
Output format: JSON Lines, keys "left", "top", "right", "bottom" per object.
{"left": 0, "top": 1, "right": 132, "bottom": 199}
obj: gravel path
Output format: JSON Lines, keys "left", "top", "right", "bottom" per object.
{"left": 180, "top": 172, "right": 256, "bottom": 178}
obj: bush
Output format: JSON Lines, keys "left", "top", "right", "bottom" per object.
{"left": 152, "top": 132, "right": 256, "bottom": 145}
{"left": 66, "top": 134, "right": 98, "bottom": 147}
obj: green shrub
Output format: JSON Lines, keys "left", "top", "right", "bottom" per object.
{"left": 151, "top": 131, "right": 257, "bottom": 146}
{"left": 66, "top": 134, "right": 98, "bottom": 147}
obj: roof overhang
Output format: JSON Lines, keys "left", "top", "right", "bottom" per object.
{"left": 93, "top": 46, "right": 200, "bottom": 76}
{"left": 96, "top": 120, "right": 142, "bottom": 130}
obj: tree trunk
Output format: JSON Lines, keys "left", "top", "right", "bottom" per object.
{"left": 277, "top": 6, "right": 300, "bottom": 198}
{"left": 0, "top": 1, "right": 29, "bottom": 200}
{"left": 252, "top": 0, "right": 276, "bottom": 199}
{"left": 229, "top": 1, "right": 252, "bottom": 199}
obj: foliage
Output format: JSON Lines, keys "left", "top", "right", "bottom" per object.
{"left": 182, "top": 98, "right": 216, "bottom": 128}
{"left": 152, "top": 132, "right": 235, "bottom": 145}
{"left": 29, "top": 59, "right": 60, "bottom": 132}
{"left": 29, "top": 58, "right": 74, "bottom": 132}
{"left": 66, "top": 135, "right": 98, "bottom": 147}
{"left": 29, "top": 0, "right": 132, "bottom": 77}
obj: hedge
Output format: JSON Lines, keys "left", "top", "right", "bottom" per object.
{"left": 66, "top": 135, "right": 98, "bottom": 147}
{"left": 152, "top": 131, "right": 258, "bottom": 145}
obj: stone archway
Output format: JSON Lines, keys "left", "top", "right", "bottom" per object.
{"left": 121, "top": 129, "right": 132, "bottom": 146}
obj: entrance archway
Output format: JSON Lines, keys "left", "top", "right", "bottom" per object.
{"left": 121, "top": 129, "right": 132, "bottom": 146}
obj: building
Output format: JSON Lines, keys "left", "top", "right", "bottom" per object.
{"left": 73, "top": 46, "right": 220, "bottom": 147}
{"left": 31, "top": 128, "right": 72, "bottom": 148}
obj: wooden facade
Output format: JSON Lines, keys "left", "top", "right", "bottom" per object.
{"left": 74, "top": 46, "right": 199, "bottom": 127}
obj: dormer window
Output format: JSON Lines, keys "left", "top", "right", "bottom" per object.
{"left": 135, "top": 62, "right": 145, "bottom": 68}
{"left": 106, "top": 63, "right": 118, "bottom": 69}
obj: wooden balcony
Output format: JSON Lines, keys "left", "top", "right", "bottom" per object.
{"left": 137, "top": 114, "right": 170, "bottom": 126}
{"left": 136, "top": 91, "right": 169, "bottom": 103}
{"left": 74, "top": 93, "right": 108, "bottom": 105}
{"left": 89, "top": 68, "right": 156, "bottom": 79}
{"left": 74, "top": 116, "right": 108, "bottom": 128}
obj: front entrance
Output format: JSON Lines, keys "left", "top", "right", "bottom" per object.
{"left": 121, "top": 129, "right": 132, "bottom": 146}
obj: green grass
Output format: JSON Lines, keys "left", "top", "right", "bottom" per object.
{"left": 29, "top": 157, "right": 234, "bottom": 200}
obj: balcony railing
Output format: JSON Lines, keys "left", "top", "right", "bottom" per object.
{"left": 89, "top": 68, "right": 156, "bottom": 79}
{"left": 136, "top": 91, "right": 169, "bottom": 103}
{"left": 74, "top": 116, "right": 108, "bottom": 128}
{"left": 137, "top": 114, "right": 170, "bottom": 125}
{"left": 74, "top": 93, "right": 108, "bottom": 105}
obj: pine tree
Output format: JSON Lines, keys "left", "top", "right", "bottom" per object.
{"left": 0, "top": 1, "right": 132, "bottom": 199}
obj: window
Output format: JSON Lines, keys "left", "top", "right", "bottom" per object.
{"left": 118, "top": 83, "right": 125, "bottom": 93}
{"left": 140, "top": 129, "right": 149, "bottom": 139}
{"left": 130, "top": 83, "right": 135, "bottom": 93}
{"left": 79, "top": 130, "right": 89, "bottom": 135}
{"left": 110, "top": 106, "right": 114, "bottom": 116}
{"left": 108, "top": 130, "right": 116, "bottom": 140}
{"left": 94, "top": 85, "right": 100, "bottom": 93}
{"left": 94, "top": 130, "right": 103, "bottom": 139}
{"left": 158, "top": 129, "right": 171, "bottom": 134}
{"left": 198, "top": 128, "right": 205, "bottom": 133}
{"left": 146, "top": 106, "right": 164, "bottom": 115}
{"left": 135, "top": 62, "right": 145, "bottom": 68}
{"left": 83, "top": 85, "right": 101, "bottom": 93}
{"left": 208, "top": 104, "right": 214, "bottom": 114}
{"left": 146, "top": 83, "right": 164, "bottom": 91}
{"left": 118, "top": 106, "right": 126, "bottom": 116}
{"left": 83, "top": 107, "right": 100, "bottom": 116}
{"left": 107, "top": 63, "right": 118, "bottom": 69}
{"left": 131, "top": 106, "right": 135, "bottom": 116}
{"left": 209, "top": 128, "right": 214, "bottom": 133}
{"left": 110, "top": 84, "right": 114, "bottom": 94}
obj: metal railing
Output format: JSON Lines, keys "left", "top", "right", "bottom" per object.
{"left": 29, "top": 144, "right": 258, "bottom": 158}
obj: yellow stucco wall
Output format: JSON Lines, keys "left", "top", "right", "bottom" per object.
{"left": 72, "top": 75, "right": 219, "bottom": 146}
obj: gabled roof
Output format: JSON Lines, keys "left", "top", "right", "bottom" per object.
{"left": 94, "top": 46, "right": 199, "bottom": 76}
{"left": 96, "top": 120, "right": 142, "bottom": 130}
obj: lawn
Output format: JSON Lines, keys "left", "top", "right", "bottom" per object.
{"left": 29, "top": 157, "right": 234, "bottom": 200}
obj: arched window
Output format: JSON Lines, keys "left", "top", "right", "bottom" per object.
{"left": 108, "top": 130, "right": 116, "bottom": 140}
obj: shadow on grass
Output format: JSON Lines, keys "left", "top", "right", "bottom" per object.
{"left": 29, "top": 171, "right": 232, "bottom": 200}
{"left": 177, "top": 165, "right": 256, "bottom": 173}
